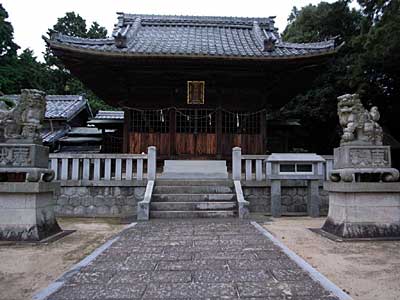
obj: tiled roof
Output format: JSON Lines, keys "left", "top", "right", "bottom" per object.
{"left": 41, "top": 128, "right": 69, "bottom": 143}
{"left": 94, "top": 110, "right": 124, "bottom": 120}
{"left": 47, "top": 14, "right": 338, "bottom": 60}
{"left": 0, "top": 94, "right": 91, "bottom": 121}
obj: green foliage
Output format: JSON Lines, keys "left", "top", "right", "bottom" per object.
{"left": 0, "top": 97, "right": 15, "bottom": 109}
{"left": 0, "top": 7, "right": 111, "bottom": 113}
{"left": 282, "top": 0, "right": 400, "bottom": 153}
{"left": 0, "top": 4, "right": 19, "bottom": 58}
{"left": 283, "top": 0, "right": 363, "bottom": 43}
{"left": 42, "top": 12, "right": 110, "bottom": 112}
{"left": 87, "top": 22, "right": 108, "bottom": 39}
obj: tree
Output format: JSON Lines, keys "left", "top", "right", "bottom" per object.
{"left": 44, "top": 12, "right": 110, "bottom": 112}
{"left": 352, "top": 0, "right": 400, "bottom": 135}
{"left": 281, "top": 1, "right": 365, "bottom": 153}
{"left": 0, "top": 4, "right": 19, "bottom": 59}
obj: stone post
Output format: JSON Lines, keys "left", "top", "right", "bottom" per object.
{"left": 147, "top": 146, "right": 156, "bottom": 181}
{"left": 307, "top": 180, "right": 320, "bottom": 217}
{"left": 271, "top": 180, "right": 281, "bottom": 217}
{"left": 232, "top": 147, "right": 242, "bottom": 180}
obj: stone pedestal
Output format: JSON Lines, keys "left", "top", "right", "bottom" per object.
{"left": 322, "top": 182, "right": 400, "bottom": 238}
{"left": 0, "top": 182, "right": 61, "bottom": 241}
{"left": 330, "top": 145, "right": 399, "bottom": 182}
{"left": 0, "top": 143, "right": 54, "bottom": 182}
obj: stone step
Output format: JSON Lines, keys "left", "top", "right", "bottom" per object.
{"left": 159, "top": 172, "right": 229, "bottom": 179}
{"left": 150, "top": 210, "right": 237, "bottom": 219}
{"left": 156, "top": 180, "right": 232, "bottom": 187}
{"left": 153, "top": 185, "right": 233, "bottom": 194}
{"left": 161, "top": 160, "right": 228, "bottom": 179}
{"left": 152, "top": 193, "right": 236, "bottom": 202}
{"left": 151, "top": 201, "right": 237, "bottom": 211}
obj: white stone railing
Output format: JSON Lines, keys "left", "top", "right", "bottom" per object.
{"left": 232, "top": 147, "right": 334, "bottom": 182}
{"left": 49, "top": 146, "right": 156, "bottom": 181}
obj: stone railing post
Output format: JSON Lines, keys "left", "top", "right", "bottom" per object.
{"left": 232, "top": 147, "right": 242, "bottom": 180}
{"left": 147, "top": 146, "right": 156, "bottom": 180}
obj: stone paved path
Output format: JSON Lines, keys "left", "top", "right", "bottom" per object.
{"left": 46, "top": 219, "right": 340, "bottom": 299}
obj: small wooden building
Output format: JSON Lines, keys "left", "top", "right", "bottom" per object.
{"left": 0, "top": 94, "right": 92, "bottom": 151}
{"left": 46, "top": 14, "right": 339, "bottom": 159}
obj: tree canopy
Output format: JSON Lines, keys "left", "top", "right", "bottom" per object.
{"left": 281, "top": 0, "right": 400, "bottom": 153}
{"left": 0, "top": 7, "right": 111, "bottom": 111}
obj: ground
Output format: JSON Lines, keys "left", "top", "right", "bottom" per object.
{"left": 33, "top": 218, "right": 340, "bottom": 300}
{"left": 0, "top": 218, "right": 125, "bottom": 300}
{"left": 263, "top": 216, "right": 400, "bottom": 300}
{"left": 0, "top": 217, "right": 399, "bottom": 300}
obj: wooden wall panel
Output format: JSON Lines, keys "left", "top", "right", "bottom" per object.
{"left": 129, "top": 133, "right": 170, "bottom": 155}
{"left": 221, "top": 133, "right": 264, "bottom": 156}
{"left": 129, "top": 132, "right": 263, "bottom": 158}
{"left": 176, "top": 133, "right": 195, "bottom": 155}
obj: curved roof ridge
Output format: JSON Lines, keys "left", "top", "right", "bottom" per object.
{"left": 279, "top": 39, "right": 335, "bottom": 49}
{"left": 50, "top": 33, "right": 114, "bottom": 45}
{"left": 119, "top": 13, "right": 275, "bottom": 28}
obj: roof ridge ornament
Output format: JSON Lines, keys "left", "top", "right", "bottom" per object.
{"left": 252, "top": 21, "right": 276, "bottom": 52}
{"left": 114, "top": 17, "right": 142, "bottom": 48}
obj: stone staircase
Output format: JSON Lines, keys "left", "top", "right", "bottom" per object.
{"left": 150, "top": 180, "right": 237, "bottom": 218}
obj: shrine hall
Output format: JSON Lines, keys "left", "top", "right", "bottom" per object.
{"left": 46, "top": 13, "right": 340, "bottom": 159}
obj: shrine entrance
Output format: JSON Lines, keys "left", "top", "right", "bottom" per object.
{"left": 126, "top": 108, "right": 267, "bottom": 159}
{"left": 125, "top": 108, "right": 266, "bottom": 159}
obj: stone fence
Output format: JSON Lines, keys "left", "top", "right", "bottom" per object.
{"left": 232, "top": 148, "right": 332, "bottom": 216}
{"left": 48, "top": 146, "right": 333, "bottom": 218}
{"left": 49, "top": 147, "right": 156, "bottom": 218}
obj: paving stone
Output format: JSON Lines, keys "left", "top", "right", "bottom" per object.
{"left": 123, "top": 259, "right": 158, "bottom": 271}
{"left": 157, "top": 259, "right": 229, "bottom": 271}
{"left": 108, "top": 270, "right": 152, "bottom": 284}
{"left": 271, "top": 268, "right": 310, "bottom": 281}
{"left": 127, "top": 252, "right": 193, "bottom": 261}
{"left": 194, "top": 250, "right": 256, "bottom": 260}
{"left": 68, "top": 271, "right": 114, "bottom": 285}
{"left": 95, "top": 283, "right": 147, "bottom": 299}
{"left": 194, "top": 269, "right": 273, "bottom": 283}
{"left": 47, "top": 284, "right": 100, "bottom": 300}
{"left": 44, "top": 219, "right": 340, "bottom": 300}
{"left": 143, "top": 282, "right": 237, "bottom": 299}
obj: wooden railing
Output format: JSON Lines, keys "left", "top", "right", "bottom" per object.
{"left": 49, "top": 146, "right": 156, "bottom": 181}
{"left": 232, "top": 147, "right": 334, "bottom": 182}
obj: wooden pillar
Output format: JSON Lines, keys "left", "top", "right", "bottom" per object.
{"left": 260, "top": 110, "right": 267, "bottom": 154}
{"left": 169, "top": 108, "right": 176, "bottom": 158}
{"left": 123, "top": 109, "right": 130, "bottom": 153}
{"left": 216, "top": 108, "right": 222, "bottom": 159}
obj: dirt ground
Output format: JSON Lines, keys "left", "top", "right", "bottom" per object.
{"left": 262, "top": 217, "right": 400, "bottom": 300}
{"left": 0, "top": 218, "right": 125, "bottom": 300}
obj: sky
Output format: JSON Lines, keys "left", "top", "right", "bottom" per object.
{"left": 3, "top": 0, "right": 349, "bottom": 61}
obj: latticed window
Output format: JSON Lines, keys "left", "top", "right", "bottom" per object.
{"left": 130, "top": 110, "right": 169, "bottom": 133}
{"left": 222, "top": 111, "right": 261, "bottom": 134}
{"left": 176, "top": 109, "right": 215, "bottom": 133}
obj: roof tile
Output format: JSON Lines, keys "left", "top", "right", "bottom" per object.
{"left": 48, "top": 14, "right": 337, "bottom": 59}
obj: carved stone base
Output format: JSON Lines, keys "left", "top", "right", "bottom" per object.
{"left": 322, "top": 182, "right": 400, "bottom": 239}
{"left": 330, "top": 145, "right": 399, "bottom": 182}
{"left": 0, "top": 143, "right": 49, "bottom": 168}
{"left": 0, "top": 182, "right": 61, "bottom": 241}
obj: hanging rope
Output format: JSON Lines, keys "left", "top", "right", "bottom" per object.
{"left": 117, "top": 103, "right": 267, "bottom": 120}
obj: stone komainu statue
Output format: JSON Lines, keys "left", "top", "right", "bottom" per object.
{"left": 330, "top": 93, "right": 398, "bottom": 183}
{"left": 0, "top": 89, "right": 46, "bottom": 143}
{"left": 337, "top": 93, "right": 383, "bottom": 146}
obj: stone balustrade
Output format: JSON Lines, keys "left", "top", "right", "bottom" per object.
{"left": 49, "top": 146, "right": 156, "bottom": 182}
{"left": 47, "top": 146, "right": 156, "bottom": 218}
{"left": 232, "top": 147, "right": 334, "bottom": 182}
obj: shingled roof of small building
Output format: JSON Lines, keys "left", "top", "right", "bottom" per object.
{"left": 46, "top": 13, "right": 338, "bottom": 60}
{"left": 0, "top": 94, "right": 92, "bottom": 121}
